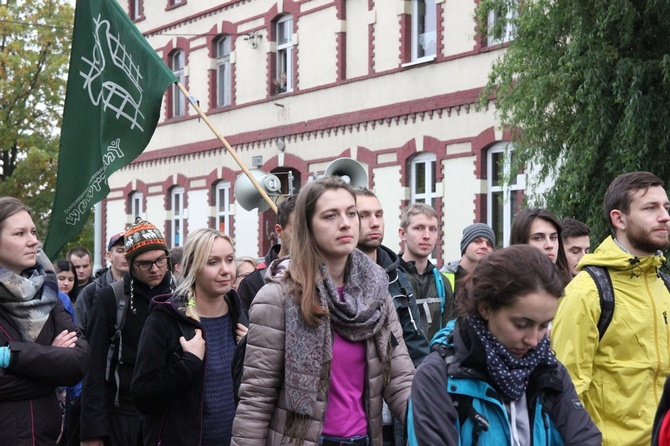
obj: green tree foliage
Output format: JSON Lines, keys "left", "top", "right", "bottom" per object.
{"left": 477, "top": 0, "right": 670, "bottom": 241}
{"left": 0, "top": 0, "right": 92, "bottom": 256}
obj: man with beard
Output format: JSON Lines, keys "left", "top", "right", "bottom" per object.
{"left": 552, "top": 172, "right": 670, "bottom": 446}
{"left": 355, "top": 188, "right": 428, "bottom": 446}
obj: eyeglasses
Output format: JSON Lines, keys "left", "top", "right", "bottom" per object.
{"left": 134, "top": 256, "right": 169, "bottom": 272}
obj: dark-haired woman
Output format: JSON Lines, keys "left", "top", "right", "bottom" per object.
{"left": 407, "top": 245, "right": 601, "bottom": 445}
{"left": 55, "top": 259, "right": 79, "bottom": 304}
{"left": 232, "top": 177, "right": 414, "bottom": 446}
{"left": 510, "top": 207, "right": 573, "bottom": 284}
{"left": 0, "top": 197, "right": 89, "bottom": 445}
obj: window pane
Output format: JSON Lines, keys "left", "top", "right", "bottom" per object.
{"left": 278, "top": 19, "right": 291, "bottom": 46}
{"left": 415, "top": 162, "right": 426, "bottom": 194}
{"left": 430, "top": 160, "right": 436, "bottom": 193}
{"left": 492, "top": 191, "right": 504, "bottom": 248}
{"left": 492, "top": 151, "right": 504, "bottom": 187}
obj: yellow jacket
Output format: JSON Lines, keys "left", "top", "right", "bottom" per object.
{"left": 552, "top": 236, "right": 670, "bottom": 446}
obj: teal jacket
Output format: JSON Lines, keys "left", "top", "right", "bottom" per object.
{"left": 407, "top": 320, "right": 601, "bottom": 445}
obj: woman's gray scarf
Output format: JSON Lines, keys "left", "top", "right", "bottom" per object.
{"left": 0, "top": 251, "right": 59, "bottom": 342}
{"left": 283, "top": 249, "right": 392, "bottom": 442}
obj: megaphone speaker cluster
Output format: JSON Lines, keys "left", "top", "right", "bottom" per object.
{"left": 324, "top": 158, "right": 368, "bottom": 188}
{"left": 235, "top": 170, "right": 281, "bottom": 212}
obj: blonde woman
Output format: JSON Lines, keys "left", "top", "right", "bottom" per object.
{"left": 232, "top": 177, "right": 414, "bottom": 446}
{"left": 131, "top": 228, "right": 248, "bottom": 445}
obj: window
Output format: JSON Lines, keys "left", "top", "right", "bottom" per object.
{"left": 216, "top": 36, "right": 231, "bottom": 107}
{"left": 215, "top": 181, "right": 231, "bottom": 236}
{"left": 169, "top": 0, "right": 184, "bottom": 5}
{"left": 171, "top": 187, "right": 185, "bottom": 247}
{"left": 131, "top": 192, "right": 143, "bottom": 220}
{"left": 487, "top": 4, "right": 517, "bottom": 46}
{"left": 411, "top": 0, "right": 437, "bottom": 61}
{"left": 487, "top": 143, "right": 524, "bottom": 248}
{"left": 275, "top": 16, "right": 293, "bottom": 94}
{"left": 171, "top": 51, "right": 185, "bottom": 117}
{"left": 130, "top": 0, "right": 142, "bottom": 20}
{"left": 410, "top": 152, "right": 438, "bottom": 209}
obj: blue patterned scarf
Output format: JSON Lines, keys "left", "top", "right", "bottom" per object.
{"left": 0, "top": 251, "right": 59, "bottom": 342}
{"left": 469, "top": 313, "right": 557, "bottom": 401}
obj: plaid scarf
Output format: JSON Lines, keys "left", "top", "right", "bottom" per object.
{"left": 283, "top": 249, "right": 391, "bottom": 443}
{"left": 469, "top": 313, "right": 557, "bottom": 401}
{"left": 0, "top": 251, "right": 59, "bottom": 342}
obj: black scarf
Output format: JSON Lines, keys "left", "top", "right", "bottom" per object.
{"left": 468, "top": 314, "right": 557, "bottom": 401}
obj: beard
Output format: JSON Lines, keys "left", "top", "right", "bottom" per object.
{"left": 627, "top": 222, "right": 670, "bottom": 255}
{"left": 357, "top": 236, "right": 382, "bottom": 254}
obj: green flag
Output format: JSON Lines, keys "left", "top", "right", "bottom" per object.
{"left": 44, "top": 0, "right": 178, "bottom": 258}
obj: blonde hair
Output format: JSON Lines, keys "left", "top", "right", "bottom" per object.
{"left": 174, "top": 228, "right": 234, "bottom": 321}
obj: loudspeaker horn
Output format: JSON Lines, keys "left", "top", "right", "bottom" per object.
{"left": 234, "top": 170, "right": 282, "bottom": 212}
{"left": 324, "top": 158, "right": 368, "bottom": 188}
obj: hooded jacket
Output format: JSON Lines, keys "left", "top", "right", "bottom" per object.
{"left": 408, "top": 320, "right": 601, "bottom": 445}
{"left": 552, "top": 236, "right": 670, "bottom": 446}
{"left": 231, "top": 256, "right": 415, "bottom": 446}
{"left": 376, "top": 245, "right": 429, "bottom": 367}
{"left": 399, "top": 255, "right": 455, "bottom": 342}
{"left": 80, "top": 270, "right": 173, "bottom": 441}
{"left": 131, "top": 290, "right": 248, "bottom": 445}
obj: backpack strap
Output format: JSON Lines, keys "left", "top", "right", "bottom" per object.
{"left": 659, "top": 271, "right": 670, "bottom": 294}
{"left": 432, "top": 268, "right": 447, "bottom": 330}
{"left": 104, "top": 280, "right": 129, "bottom": 407}
{"left": 436, "top": 342, "right": 489, "bottom": 445}
{"left": 582, "top": 265, "right": 615, "bottom": 341}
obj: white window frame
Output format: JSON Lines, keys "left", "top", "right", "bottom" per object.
{"left": 411, "top": 0, "right": 437, "bottom": 62}
{"left": 276, "top": 16, "right": 293, "bottom": 93}
{"left": 216, "top": 36, "right": 232, "bottom": 107}
{"left": 487, "top": 142, "right": 524, "bottom": 248}
{"left": 132, "top": 0, "right": 141, "bottom": 19}
{"left": 410, "top": 152, "right": 438, "bottom": 209}
{"left": 171, "top": 187, "right": 185, "bottom": 247}
{"left": 131, "top": 191, "right": 143, "bottom": 221}
{"left": 215, "top": 181, "right": 231, "bottom": 236}
{"left": 171, "top": 51, "right": 185, "bottom": 117}
{"left": 487, "top": 5, "right": 517, "bottom": 46}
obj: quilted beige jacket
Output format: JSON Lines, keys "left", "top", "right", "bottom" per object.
{"left": 231, "top": 258, "right": 415, "bottom": 446}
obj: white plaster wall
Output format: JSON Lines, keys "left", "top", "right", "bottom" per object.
{"left": 144, "top": 195, "right": 167, "bottom": 230}
{"left": 186, "top": 189, "right": 209, "bottom": 231}
{"left": 232, "top": 206, "right": 260, "bottom": 258}
{"left": 105, "top": 199, "right": 127, "bottom": 241}
{"left": 371, "top": 165, "right": 403, "bottom": 253}
{"left": 298, "top": 7, "right": 338, "bottom": 89}
{"left": 372, "top": 6, "right": 400, "bottom": 72}
{"left": 345, "top": 0, "right": 370, "bottom": 79}
{"left": 441, "top": 155, "right": 479, "bottom": 262}
{"left": 443, "top": 0, "right": 477, "bottom": 57}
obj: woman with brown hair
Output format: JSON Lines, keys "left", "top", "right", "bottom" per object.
{"left": 232, "top": 177, "right": 414, "bottom": 446}
{"left": 510, "top": 207, "right": 573, "bottom": 284}
{"left": 0, "top": 197, "right": 89, "bottom": 445}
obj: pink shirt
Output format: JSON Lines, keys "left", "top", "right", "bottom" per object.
{"left": 321, "top": 287, "right": 368, "bottom": 437}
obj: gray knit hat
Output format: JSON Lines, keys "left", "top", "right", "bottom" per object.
{"left": 460, "top": 223, "right": 495, "bottom": 255}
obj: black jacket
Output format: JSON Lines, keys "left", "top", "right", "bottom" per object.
{"left": 74, "top": 267, "right": 115, "bottom": 336}
{"left": 80, "top": 271, "right": 172, "bottom": 441}
{"left": 377, "top": 245, "right": 429, "bottom": 367}
{"left": 0, "top": 298, "right": 89, "bottom": 445}
{"left": 131, "top": 290, "right": 248, "bottom": 445}
{"left": 237, "top": 244, "right": 280, "bottom": 312}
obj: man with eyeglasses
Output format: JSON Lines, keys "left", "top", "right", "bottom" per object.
{"left": 80, "top": 218, "right": 173, "bottom": 446}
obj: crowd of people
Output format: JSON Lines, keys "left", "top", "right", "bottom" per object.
{"left": 3, "top": 171, "right": 670, "bottom": 445}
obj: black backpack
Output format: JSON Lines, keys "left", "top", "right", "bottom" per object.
{"left": 582, "top": 265, "right": 670, "bottom": 340}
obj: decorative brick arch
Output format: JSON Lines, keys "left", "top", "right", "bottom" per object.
{"left": 162, "top": 37, "right": 190, "bottom": 120}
